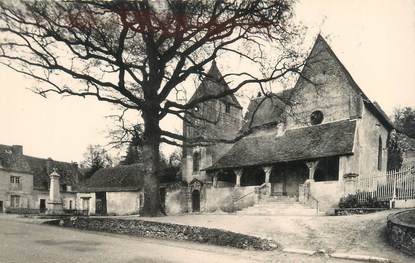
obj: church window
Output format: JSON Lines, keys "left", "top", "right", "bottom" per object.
{"left": 225, "top": 103, "right": 231, "bottom": 113}
{"left": 193, "top": 152, "right": 201, "bottom": 172}
{"left": 378, "top": 136, "right": 383, "bottom": 171}
{"left": 310, "top": 110, "right": 324, "bottom": 125}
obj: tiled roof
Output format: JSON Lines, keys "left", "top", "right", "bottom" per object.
{"left": 0, "top": 144, "right": 80, "bottom": 190}
{"left": 24, "top": 156, "right": 80, "bottom": 190}
{"left": 77, "top": 164, "right": 179, "bottom": 192}
{"left": 188, "top": 61, "right": 242, "bottom": 108}
{"left": 241, "top": 89, "right": 294, "bottom": 131}
{"left": 207, "top": 119, "right": 357, "bottom": 170}
{"left": 312, "top": 35, "right": 393, "bottom": 130}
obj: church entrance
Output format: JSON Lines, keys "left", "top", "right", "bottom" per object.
{"left": 270, "top": 162, "right": 309, "bottom": 198}
{"left": 191, "top": 190, "right": 200, "bottom": 212}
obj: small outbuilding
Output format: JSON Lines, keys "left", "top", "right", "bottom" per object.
{"left": 77, "top": 164, "right": 186, "bottom": 216}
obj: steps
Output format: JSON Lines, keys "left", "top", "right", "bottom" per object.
{"left": 237, "top": 196, "right": 319, "bottom": 216}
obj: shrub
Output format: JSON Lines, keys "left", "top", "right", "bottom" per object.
{"left": 339, "top": 193, "right": 388, "bottom": 208}
{"left": 339, "top": 194, "right": 359, "bottom": 208}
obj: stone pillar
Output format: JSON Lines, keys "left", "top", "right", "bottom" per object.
{"left": 262, "top": 165, "right": 273, "bottom": 196}
{"left": 234, "top": 168, "right": 242, "bottom": 187}
{"left": 306, "top": 161, "right": 319, "bottom": 181}
{"left": 212, "top": 173, "right": 218, "bottom": 188}
{"left": 263, "top": 166, "right": 272, "bottom": 184}
{"left": 46, "top": 169, "right": 64, "bottom": 215}
{"left": 343, "top": 173, "right": 358, "bottom": 196}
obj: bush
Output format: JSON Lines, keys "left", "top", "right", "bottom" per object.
{"left": 339, "top": 193, "right": 389, "bottom": 208}
{"left": 47, "top": 217, "right": 278, "bottom": 251}
{"left": 339, "top": 194, "right": 359, "bottom": 208}
{"left": 5, "top": 208, "right": 40, "bottom": 214}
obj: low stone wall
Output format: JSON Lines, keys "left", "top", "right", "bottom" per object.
{"left": 233, "top": 186, "right": 257, "bottom": 211}
{"left": 309, "top": 181, "right": 343, "bottom": 210}
{"left": 204, "top": 187, "right": 234, "bottom": 212}
{"left": 386, "top": 209, "right": 415, "bottom": 256}
{"left": 47, "top": 217, "right": 277, "bottom": 251}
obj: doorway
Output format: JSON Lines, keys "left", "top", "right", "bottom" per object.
{"left": 39, "top": 199, "right": 46, "bottom": 213}
{"left": 191, "top": 190, "right": 200, "bottom": 212}
{"left": 0, "top": 201, "right": 3, "bottom": 213}
{"left": 95, "top": 192, "right": 107, "bottom": 215}
{"left": 82, "top": 198, "right": 90, "bottom": 214}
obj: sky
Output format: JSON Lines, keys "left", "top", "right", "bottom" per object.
{"left": 0, "top": 0, "right": 414, "bottom": 163}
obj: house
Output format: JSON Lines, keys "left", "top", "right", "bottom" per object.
{"left": 77, "top": 164, "right": 185, "bottom": 215}
{"left": 0, "top": 144, "right": 80, "bottom": 212}
{"left": 182, "top": 35, "right": 394, "bottom": 212}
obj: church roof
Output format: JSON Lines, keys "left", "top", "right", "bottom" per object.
{"left": 188, "top": 61, "right": 242, "bottom": 108}
{"left": 310, "top": 35, "right": 393, "bottom": 130}
{"left": 207, "top": 119, "right": 357, "bottom": 170}
{"left": 241, "top": 89, "right": 294, "bottom": 131}
{"left": 238, "top": 35, "right": 393, "bottom": 135}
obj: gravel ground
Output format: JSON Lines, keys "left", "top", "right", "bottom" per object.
{"left": 132, "top": 210, "right": 414, "bottom": 263}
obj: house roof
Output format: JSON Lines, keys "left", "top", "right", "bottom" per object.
{"left": 0, "top": 144, "right": 80, "bottom": 190}
{"left": 188, "top": 61, "right": 242, "bottom": 109}
{"left": 207, "top": 119, "right": 357, "bottom": 170}
{"left": 24, "top": 156, "right": 80, "bottom": 190}
{"left": 77, "top": 164, "right": 179, "bottom": 192}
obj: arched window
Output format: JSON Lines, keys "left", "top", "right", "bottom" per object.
{"left": 378, "top": 136, "right": 383, "bottom": 170}
{"left": 193, "top": 152, "right": 201, "bottom": 172}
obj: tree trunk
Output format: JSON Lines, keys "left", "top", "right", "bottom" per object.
{"left": 141, "top": 108, "right": 162, "bottom": 217}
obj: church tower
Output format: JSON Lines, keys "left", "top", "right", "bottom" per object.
{"left": 182, "top": 61, "right": 243, "bottom": 183}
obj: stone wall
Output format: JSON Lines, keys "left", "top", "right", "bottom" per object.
{"left": 165, "top": 187, "right": 187, "bottom": 215}
{"left": 309, "top": 181, "right": 343, "bottom": 210}
{"left": 285, "top": 37, "right": 361, "bottom": 130}
{"left": 182, "top": 98, "right": 243, "bottom": 183}
{"left": 32, "top": 190, "right": 77, "bottom": 210}
{"left": 204, "top": 186, "right": 234, "bottom": 212}
{"left": 386, "top": 210, "right": 415, "bottom": 256}
{"left": 357, "top": 106, "right": 389, "bottom": 178}
{"left": 0, "top": 169, "right": 34, "bottom": 210}
{"left": 394, "top": 199, "right": 415, "bottom": 209}
{"left": 203, "top": 186, "right": 257, "bottom": 212}
{"left": 232, "top": 186, "right": 257, "bottom": 211}
{"left": 106, "top": 192, "right": 140, "bottom": 215}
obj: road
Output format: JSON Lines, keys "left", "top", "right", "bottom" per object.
{"left": 0, "top": 216, "right": 356, "bottom": 263}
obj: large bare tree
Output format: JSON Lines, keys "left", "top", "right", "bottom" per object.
{"left": 0, "top": 0, "right": 305, "bottom": 216}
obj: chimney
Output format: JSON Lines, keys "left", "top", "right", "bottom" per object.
{"left": 11, "top": 145, "right": 23, "bottom": 155}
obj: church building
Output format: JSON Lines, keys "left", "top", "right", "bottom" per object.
{"left": 182, "top": 35, "right": 393, "bottom": 213}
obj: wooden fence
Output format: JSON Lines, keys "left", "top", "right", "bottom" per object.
{"left": 356, "top": 165, "right": 415, "bottom": 202}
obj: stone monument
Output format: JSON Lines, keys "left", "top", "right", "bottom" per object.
{"left": 46, "top": 168, "right": 64, "bottom": 215}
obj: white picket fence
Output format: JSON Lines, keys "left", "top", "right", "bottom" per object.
{"left": 356, "top": 165, "right": 415, "bottom": 202}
